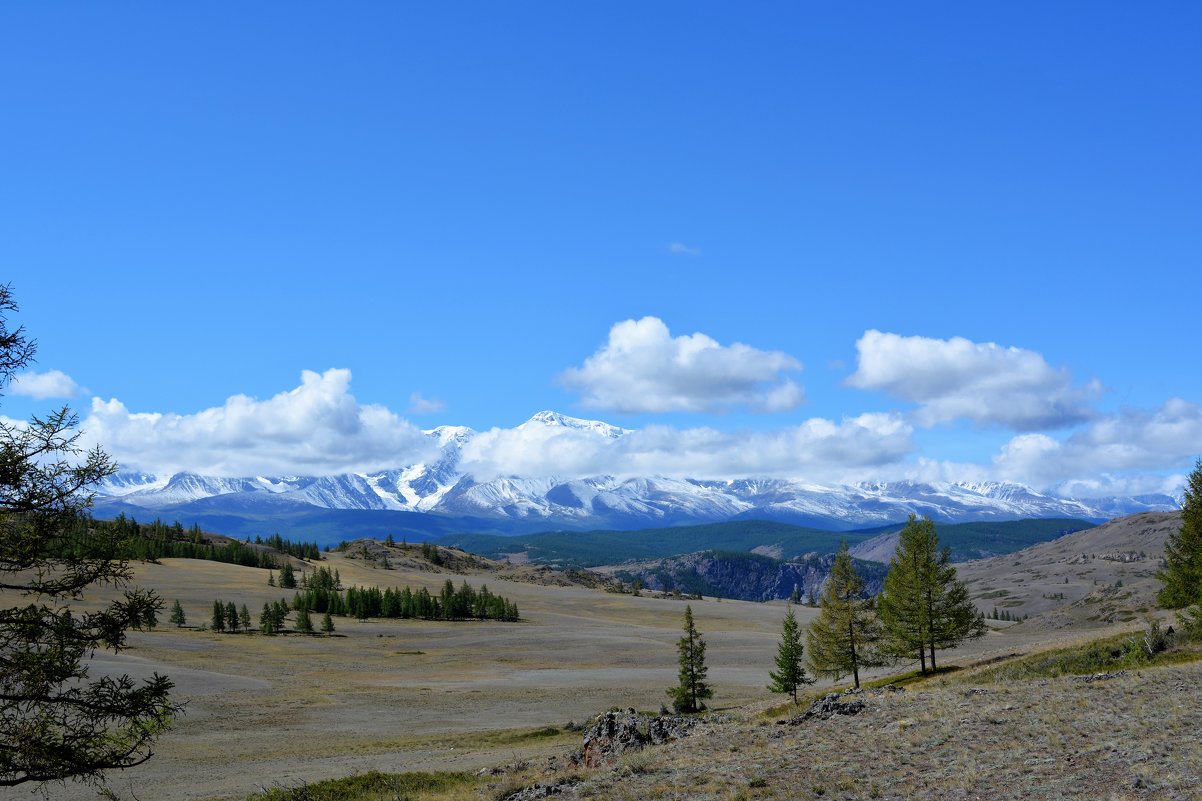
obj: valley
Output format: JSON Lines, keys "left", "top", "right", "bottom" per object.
{"left": 5, "top": 512, "right": 1191, "bottom": 801}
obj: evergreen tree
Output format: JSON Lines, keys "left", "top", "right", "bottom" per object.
{"left": 767, "top": 607, "right": 812, "bottom": 704}
{"left": 224, "top": 601, "right": 239, "bottom": 634}
{"left": 1158, "top": 458, "right": 1202, "bottom": 609}
{"left": 267, "top": 571, "right": 275, "bottom": 587}
{"left": 806, "top": 542, "right": 883, "bottom": 689}
{"left": 295, "top": 606, "right": 313, "bottom": 634}
{"left": 142, "top": 603, "right": 158, "bottom": 630}
{"left": 667, "top": 605, "right": 712, "bottom": 713}
{"left": 272, "top": 600, "right": 288, "bottom": 633}
{"left": 259, "top": 603, "right": 275, "bottom": 635}
{"left": 789, "top": 586, "right": 801, "bottom": 605}
{"left": 239, "top": 604, "right": 252, "bottom": 632}
{"left": 877, "top": 516, "right": 986, "bottom": 673}
{"left": 169, "top": 599, "right": 186, "bottom": 628}
{"left": 278, "top": 562, "right": 297, "bottom": 589}
{"left": 321, "top": 611, "right": 335, "bottom": 634}
{"left": 0, "top": 287, "right": 176, "bottom": 788}
{"left": 211, "top": 600, "right": 226, "bottom": 633}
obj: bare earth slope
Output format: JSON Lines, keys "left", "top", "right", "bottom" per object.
{"left": 959, "top": 512, "right": 1180, "bottom": 628}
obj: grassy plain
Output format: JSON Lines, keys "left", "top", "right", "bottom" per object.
{"left": 0, "top": 517, "right": 1183, "bottom": 801}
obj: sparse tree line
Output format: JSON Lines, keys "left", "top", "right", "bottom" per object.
{"left": 167, "top": 596, "right": 336, "bottom": 635}
{"left": 164, "top": 569, "right": 518, "bottom": 640}
{"left": 57, "top": 513, "right": 321, "bottom": 568}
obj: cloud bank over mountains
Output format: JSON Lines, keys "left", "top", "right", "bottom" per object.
{"left": 68, "top": 319, "right": 1201, "bottom": 497}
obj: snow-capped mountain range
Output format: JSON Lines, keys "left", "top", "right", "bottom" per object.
{"left": 92, "top": 411, "right": 1181, "bottom": 536}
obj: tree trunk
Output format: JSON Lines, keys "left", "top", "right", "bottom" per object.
{"left": 849, "top": 620, "right": 860, "bottom": 689}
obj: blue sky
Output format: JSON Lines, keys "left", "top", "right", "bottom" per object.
{"left": 2, "top": 3, "right": 1199, "bottom": 495}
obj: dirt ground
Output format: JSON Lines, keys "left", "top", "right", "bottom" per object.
{"left": 0, "top": 551, "right": 1146, "bottom": 801}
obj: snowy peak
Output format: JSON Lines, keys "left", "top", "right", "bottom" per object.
{"left": 423, "top": 425, "right": 475, "bottom": 448}
{"left": 520, "top": 410, "right": 629, "bottom": 439}
{"left": 91, "top": 411, "right": 1182, "bottom": 533}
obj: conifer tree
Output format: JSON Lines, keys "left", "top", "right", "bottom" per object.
{"left": 278, "top": 562, "right": 296, "bottom": 589}
{"left": 877, "top": 516, "right": 985, "bottom": 673}
{"left": 239, "top": 604, "right": 252, "bottom": 632}
{"left": 806, "top": 543, "right": 883, "bottom": 689}
{"left": 767, "top": 607, "right": 812, "bottom": 704}
{"left": 0, "top": 287, "right": 176, "bottom": 788}
{"left": 169, "top": 599, "right": 186, "bottom": 628}
{"left": 667, "top": 605, "right": 712, "bottom": 713}
{"left": 295, "top": 606, "right": 313, "bottom": 634}
{"left": 259, "top": 603, "right": 274, "bottom": 635}
{"left": 224, "top": 601, "right": 239, "bottom": 634}
{"left": 321, "top": 611, "right": 335, "bottom": 634}
{"left": 211, "top": 600, "right": 226, "bottom": 633}
{"left": 1158, "top": 458, "right": 1202, "bottom": 610}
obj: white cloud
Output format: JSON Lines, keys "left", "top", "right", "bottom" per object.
{"left": 10, "top": 369, "right": 85, "bottom": 399}
{"left": 847, "top": 330, "right": 1101, "bottom": 430}
{"left": 82, "top": 369, "right": 437, "bottom": 477}
{"left": 408, "top": 392, "right": 446, "bottom": 415}
{"left": 559, "top": 317, "right": 805, "bottom": 414}
{"left": 668, "top": 242, "right": 702, "bottom": 256}
{"left": 991, "top": 397, "right": 1202, "bottom": 490}
{"left": 458, "top": 411, "right": 913, "bottom": 483}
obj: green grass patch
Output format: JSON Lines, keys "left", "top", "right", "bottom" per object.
{"left": 962, "top": 628, "right": 1202, "bottom": 683}
{"left": 244, "top": 770, "right": 478, "bottom": 801}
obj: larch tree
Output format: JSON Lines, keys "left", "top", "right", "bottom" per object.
{"left": 295, "top": 605, "right": 313, "bottom": 634}
{"left": 239, "top": 604, "right": 252, "bottom": 632}
{"left": 806, "top": 542, "right": 883, "bottom": 689}
{"left": 667, "top": 605, "right": 712, "bottom": 713}
{"left": 767, "top": 606, "right": 812, "bottom": 704}
{"left": 169, "top": 599, "right": 186, "bottom": 628}
{"left": 877, "top": 516, "right": 985, "bottom": 673}
{"left": 1158, "top": 458, "right": 1202, "bottom": 610}
{"left": 0, "top": 285, "right": 177, "bottom": 789}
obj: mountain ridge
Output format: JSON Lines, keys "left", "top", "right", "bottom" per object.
{"left": 92, "top": 410, "right": 1182, "bottom": 540}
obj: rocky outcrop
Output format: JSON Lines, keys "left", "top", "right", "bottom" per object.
{"left": 572, "top": 709, "right": 698, "bottom": 768}
{"left": 779, "top": 693, "right": 867, "bottom": 725}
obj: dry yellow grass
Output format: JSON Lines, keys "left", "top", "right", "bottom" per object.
{"left": 0, "top": 547, "right": 1168, "bottom": 801}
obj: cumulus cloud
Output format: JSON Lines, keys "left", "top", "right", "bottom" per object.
{"left": 82, "top": 369, "right": 437, "bottom": 477}
{"left": 458, "top": 411, "right": 913, "bottom": 483}
{"left": 408, "top": 392, "right": 446, "bottom": 415}
{"left": 991, "top": 397, "right": 1202, "bottom": 490}
{"left": 559, "top": 317, "right": 805, "bottom": 414}
{"left": 847, "top": 330, "right": 1101, "bottom": 430}
{"left": 10, "top": 369, "right": 85, "bottom": 399}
